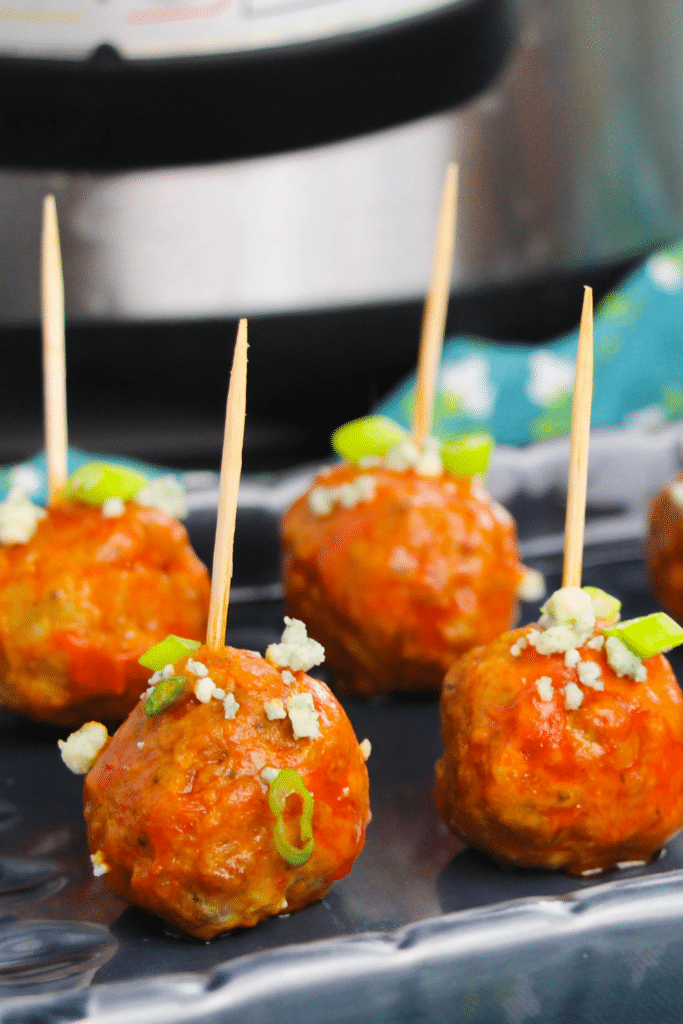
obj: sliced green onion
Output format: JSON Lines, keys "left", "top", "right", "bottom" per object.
{"left": 268, "top": 768, "right": 315, "bottom": 867}
{"left": 63, "top": 461, "right": 150, "bottom": 505}
{"left": 138, "top": 634, "right": 202, "bottom": 671}
{"left": 331, "top": 415, "right": 409, "bottom": 463}
{"left": 603, "top": 612, "right": 683, "bottom": 658}
{"left": 144, "top": 675, "right": 187, "bottom": 716}
{"left": 582, "top": 586, "right": 621, "bottom": 623}
{"left": 441, "top": 433, "right": 494, "bottom": 477}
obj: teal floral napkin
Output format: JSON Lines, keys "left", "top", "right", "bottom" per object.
{"left": 377, "top": 240, "right": 683, "bottom": 445}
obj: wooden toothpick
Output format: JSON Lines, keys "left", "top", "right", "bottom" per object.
{"left": 206, "top": 319, "right": 249, "bottom": 651}
{"left": 562, "top": 286, "right": 594, "bottom": 589}
{"left": 412, "top": 163, "right": 459, "bottom": 448}
{"left": 41, "top": 194, "right": 68, "bottom": 504}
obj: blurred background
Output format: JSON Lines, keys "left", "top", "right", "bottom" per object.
{"left": 1, "top": 0, "right": 683, "bottom": 471}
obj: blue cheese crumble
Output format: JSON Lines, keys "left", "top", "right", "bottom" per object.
{"left": 91, "top": 851, "right": 109, "bottom": 877}
{"left": 563, "top": 682, "right": 584, "bottom": 710}
{"left": 194, "top": 677, "right": 226, "bottom": 703}
{"left": 135, "top": 475, "right": 187, "bottom": 519}
{"left": 266, "top": 617, "right": 325, "bottom": 673}
{"left": 577, "top": 660, "right": 603, "bottom": 690}
{"left": 102, "top": 496, "right": 125, "bottom": 519}
{"left": 517, "top": 568, "right": 547, "bottom": 602}
{"left": 309, "top": 475, "right": 377, "bottom": 517}
{"left": 264, "top": 698, "right": 287, "bottom": 721}
{"left": 0, "top": 486, "right": 46, "bottom": 544}
{"left": 58, "top": 721, "right": 108, "bottom": 775}
{"left": 535, "top": 676, "right": 554, "bottom": 701}
{"left": 286, "top": 692, "right": 320, "bottom": 740}
{"left": 223, "top": 693, "right": 240, "bottom": 720}
{"left": 605, "top": 636, "right": 647, "bottom": 682}
{"left": 186, "top": 659, "right": 209, "bottom": 678}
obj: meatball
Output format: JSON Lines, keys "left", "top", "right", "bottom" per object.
{"left": 647, "top": 474, "right": 683, "bottom": 621}
{"left": 435, "top": 587, "right": 683, "bottom": 875}
{"left": 282, "top": 461, "right": 528, "bottom": 698}
{"left": 83, "top": 641, "right": 370, "bottom": 939}
{"left": 0, "top": 500, "right": 210, "bottom": 727}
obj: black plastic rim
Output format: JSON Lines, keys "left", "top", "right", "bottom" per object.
{"left": 0, "top": 0, "right": 515, "bottom": 171}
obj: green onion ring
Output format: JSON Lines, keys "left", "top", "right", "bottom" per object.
{"left": 144, "top": 675, "right": 187, "bottom": 716}
{"left": 268, "top": 768, "right": 315, "bottom": 866}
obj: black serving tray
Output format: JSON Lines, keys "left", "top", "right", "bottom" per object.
{"left": 2, "top": 489, "right": 683, "bottom": 1023}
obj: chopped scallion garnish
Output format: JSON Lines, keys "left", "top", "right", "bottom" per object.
{"left": 331, "top": 415, "right": 409, "bottom": 463}
{"left": 582, "top": 586, "right": 621, "bottom": 624}
{"left": 144, "top": 675, "right": 187, "bottom": 716}
{"left": 138, "top": 634, "right": 202, "bottom": 671}
{"left": 603, "top": 612, "right": 683, "bottom": 658}
{"left": 268, "top": 768, "right": 315, "bottom": 867}
{"left": 441, "top": 433, "right": 494, "bottom": 477}
{"left": 63, "top": 461, "right": 150, "bottom": 506}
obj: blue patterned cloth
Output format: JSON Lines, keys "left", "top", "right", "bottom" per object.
{"left": 0, "top": 448, "right": 179, "bottom": 505}
{"left": 377, "top": 241, "right": 683, "bottom": 446}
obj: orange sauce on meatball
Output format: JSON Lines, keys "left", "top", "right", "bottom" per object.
{"left": 84, "top": 645, "right": 370, "bottom": 939}
{"left": 0, "top": 500, "right": 210, "bottom": 726}
{"left": 283, "top": 463, "right": 525, "bottom": 697}
{"left": 435, "top": 624, "right": 683, "bottom": 875}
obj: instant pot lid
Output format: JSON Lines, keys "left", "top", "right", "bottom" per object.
{"left": 0, "top": 0, "right": 514, "bottom": 170}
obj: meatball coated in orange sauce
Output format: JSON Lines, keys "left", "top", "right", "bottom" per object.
{"left": 0, "top": 501, "right": 210, "bottom": 727}
{"left": 647, "top": 475, "right": 683, "bottom": 621}
{"left": 84, "top": 644, "right": 370, "bottom": 940}
{"left": 282, "top": 462, "right": 527, "bottom": 698}
{"left": 435, "top": 594, "right": 683, "bottom": 876}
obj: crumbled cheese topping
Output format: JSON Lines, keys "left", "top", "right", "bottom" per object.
{"left": 384, "top": 436, "right": 444, "bottom": 477}
{"left": 149, "top": 663, "right": 175, "bottom": 686}
{"left": 58, "top": 722, "right": 108, "bottom": 775}
{"left": 384, "top": 440, "right": 420, "bottom": 472}
{"left": 535, "top": 676, "right": 554, "bottom": 701}
{"left": 0, "top": 486, "right": 47, "bottom": 545}
{"left": 509, "top": 637, "right": 528, "bottom": 658}
{"left": 264, "top": 698, "right": 287, "bottom": 721}
{"left": 185, "top": 659, "right": 209, "bottom": 678}
{"left": 194, "top": 677, "right": 226, "bottom": 703}
{"left": 542, "top": 587, "right": 596, "bottom": 633}
{"left": 605, "top": 636, "right": 647, "bottom": 681}
{"left": 586, "top": 635, "right": 605, "bottom": 650}
{"left": 91, "top": 851, "right": 109, "bottom": 877}
{"left": 223, "top": 693, "right": 240, "bottom": 719}
{"left": 669, "top": 480, "right": 683, "bottom": 508}
{"left": 261, "top": 766, "right": 280, "bottom": 784}
{"left": 286, "top": 692, "right": 321, "bottom": 740}
{"left": 308, "top": 474, "right": 377, "bottom": 517}
{"left": 101, "top": 496, "right": 125, "bottom": 519}
{"left": 359, "top": 738, "right": 372, "bottom": 761}
{"left": 517, "top": 568, "right": 547, "bottom": 603}
{"left": 577, "top": 660, "right": 603, "bottom": 690}
{"left": 266, "top": 617, "right": 325, "bottom": 672}
{"left": 135, "top": 475, "right": 187, "bottom": 519}
{"left": 563, "top": 682, "right": 584, "bottom": 710}
{"left": 564, "top": 648, "right": 580, "bottom": 669}
{"left": 528, "top": 624, "right": 582, "bottom": 656}
{"left": 137, "top": 741, "right": 145, "bottom": 749}
{"left": 281, "top": 670, "right": 296, "bottom": 686}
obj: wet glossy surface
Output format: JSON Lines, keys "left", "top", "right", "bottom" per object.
{"left": 1, "top": 502, "right": 683, "bottom": 1020}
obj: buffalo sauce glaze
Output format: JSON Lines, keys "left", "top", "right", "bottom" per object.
{"left": 84, "top": 645, "right": 371, "bottom": 940}
{"left": 0, "top": 500, "right": 210, "bottom": 726}
{"left": 282, "top": 462, "right": 525, "bottom": 697}
{"left": 435, "top": 623, "right": 683, "bottom": 875}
